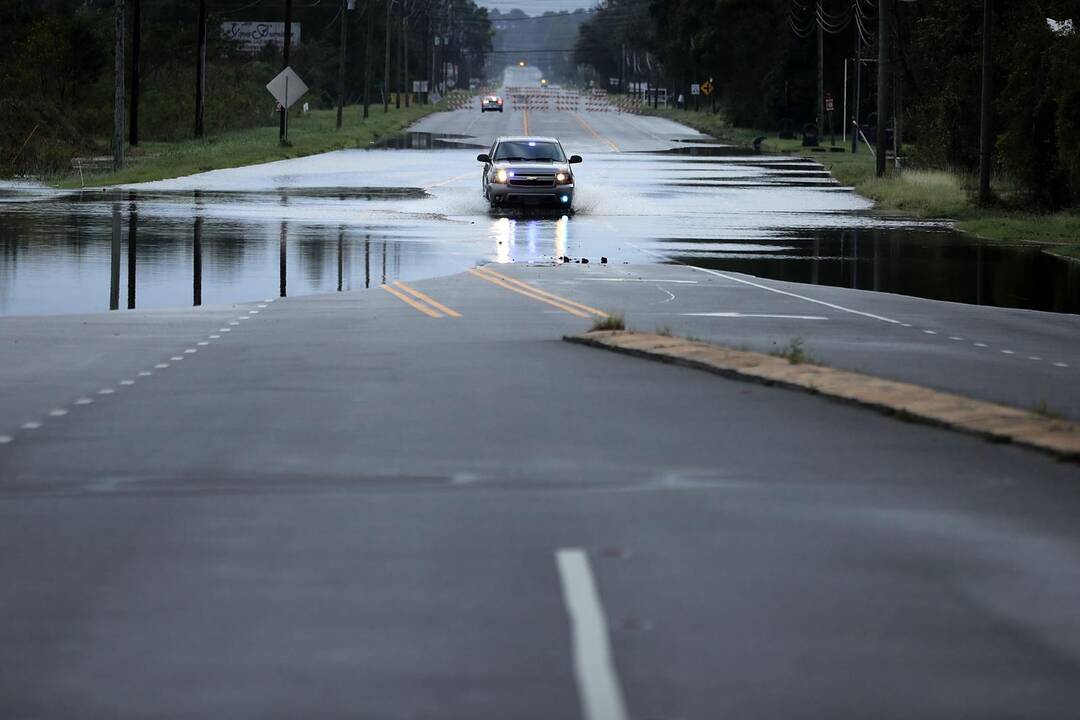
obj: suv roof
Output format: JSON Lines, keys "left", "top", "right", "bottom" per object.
{"left": 495, "top": 136, "right": 561, "bottom": 144}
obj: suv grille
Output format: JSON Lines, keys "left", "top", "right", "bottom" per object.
{"left": 509, "top": 175, "right": 555, "bottom": 188}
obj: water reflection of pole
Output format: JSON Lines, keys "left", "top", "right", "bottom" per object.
{"left": 812, "top": 234, "right": 820, "bottom": 285}
{"left": 873, "top": 230, "right": 881, "bottom": 292}
{"left": 337, "top": 227, "right": 344, "bottom": 292}
{"left": 127, "top": 201, "right": 137, "bottom": 309}
{"left": 976, "top": 244, "right": 983, "bottom": 305}
{"left": 365, "top": 235, "right": 371, "bottom": 289}
{"left": 852, "top": 233, "right": 858, "bottom": 289}
{"left": 381, "top": 240, "right": 387, "bottom": 284}
{"left": 279, "top": 221, "right": 288, "bottom": 297}
{"left": 193, "top": 216, "right": 203, "bottom": 306}
{"left": 110, "top": 203, "right": 121, "bottom": 311}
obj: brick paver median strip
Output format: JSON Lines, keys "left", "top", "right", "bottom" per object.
{"left": 565, "top": 330, "right": 1080, "bottom": 462}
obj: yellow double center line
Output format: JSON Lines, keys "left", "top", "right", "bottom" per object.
{"left": 573, "top": 112, "right": 621, "bottom": 153}
{"left": 468, "top": 266, "right": 607, "bottom": 319}
{"left": 381, "top": 281, "right": 461, "bottom": 318}
{"left": 523, "top": 108, "right": 530, "bottom": 135}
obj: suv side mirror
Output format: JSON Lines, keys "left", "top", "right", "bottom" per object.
{"left": 477, "top": 153, "right": 491, "bottom": 163}
{"left": 569, "top": 155, "right": 583, "bottom": 164}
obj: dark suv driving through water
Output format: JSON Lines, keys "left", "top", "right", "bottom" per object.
{"left": 477, "top": 136, "right": 582, "bottom": 210}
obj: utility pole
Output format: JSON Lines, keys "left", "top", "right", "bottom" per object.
{"left": 113, "top": 0, "right": 125, "bottom": 171}
{"left": 363, "top": 0, "right": 373, "bottom": 118}
{"left": 816, "top": 0, "right": 824, "bottom": 133}
{"left": 280, "top": 0, "right": 293, "bottom": 142}
{"left": 195, "top": 0, "right": 207, "bottom": 138}
{"left": 978, "top": 0, "right": 993, "bottom": 205}
{"left": 396, "top": 6, "right": 403, "bottom": 109}
{"left": 384, "top": 0, "right": 393, "bottom": 112}
{"left": 875, "top": 0, "right": 891, "bottom": 177}
{"left": 402, "top": 11, "right": 410, "bottom": 108}
{"left": 337, "top": 0, "right": 348, "bottom": 129}
{"left": 852, "top": 30, "right": 861, "bottom": 154}
{"left": 129, "top": 0, "right": 140, "bottom": 146}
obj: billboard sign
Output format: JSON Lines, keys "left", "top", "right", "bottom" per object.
{"left": 222, "top": 22, "right": 301, "bottom": 53}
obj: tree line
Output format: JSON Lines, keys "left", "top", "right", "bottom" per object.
{"left": 575, "top": 0, "right": 1080, "bottom": 209}
{"left": 0, "top": 0, "right": 493, "bottom": 175}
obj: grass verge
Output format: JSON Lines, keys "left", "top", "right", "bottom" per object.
{"left": 57, "top": 101, "right": 449, "bottom": 189}
{"left": 644, "top": 106, "right": 1080, "bottom": 261}
{"left": 590, "top": 313, "right": 626, "bottom": 332}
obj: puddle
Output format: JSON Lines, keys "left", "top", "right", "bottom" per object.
{"left": 370, "top": 132, "right": 485, "bottom": 150}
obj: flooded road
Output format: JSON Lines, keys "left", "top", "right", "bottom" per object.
{"left": 1, "top": 109, "right": 1076, "bottom": 316}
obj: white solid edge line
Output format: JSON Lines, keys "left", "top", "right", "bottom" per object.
{"left": 626, "top": 242, "right": 903, "bottom": 325}
{"left": 556, "top": 548, "right": 629, "bottom": 720}
{"left": 682, "top": 312, "right": 829, "bottom": 320}
{"left": 689, "top": 266, "right": 904, "bottom": 324}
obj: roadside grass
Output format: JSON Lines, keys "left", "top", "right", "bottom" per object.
{"left": 1033, "top": 400, "right": 1068, "bottom": 421}
{"left": 56, "top": 101, "right": 449, "bottom": 189}
{"left": 642, "top": 105, "right": 1080, "bottom": 260}
{"left": 591, "top": 313, "right": 626, "bottom": 332}
{"left": 769, "top": 338, "right": 817, "bottom": 365}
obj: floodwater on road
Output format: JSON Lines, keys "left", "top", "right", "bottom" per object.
{"left": 1, "top": 139, "right": 1077, "bottom": 316}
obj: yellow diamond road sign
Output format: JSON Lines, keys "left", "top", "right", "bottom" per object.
{"left": 700, "top": 80, "right": 714, "bottom": 96}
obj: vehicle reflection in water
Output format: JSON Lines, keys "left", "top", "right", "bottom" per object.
{"left": 490, "top": 214, "right": 571, "bottom": 265}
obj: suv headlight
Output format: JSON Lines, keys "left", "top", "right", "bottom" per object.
{"left": 495, "top": 169, "right": 509, "bottom": 183}
{"left": 555, "top": 171, "right": 572, "bottom": 185}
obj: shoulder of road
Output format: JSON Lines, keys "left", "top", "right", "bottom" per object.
{"left": 567, "top": 329, "right": 1080, "bottom": 461}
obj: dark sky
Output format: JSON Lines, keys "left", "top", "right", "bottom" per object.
{"left": 480, "top": 0, "right": 599, "bottom": 16}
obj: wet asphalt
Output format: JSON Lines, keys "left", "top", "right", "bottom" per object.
{"left": 2, "top": 96, "right": 1080, "bottom": 718}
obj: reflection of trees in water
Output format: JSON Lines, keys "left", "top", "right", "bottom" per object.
{"left": 672, "top": 228, "right": 1080, "bottom": 314}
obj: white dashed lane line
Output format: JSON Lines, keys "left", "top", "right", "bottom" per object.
{"left": 1, "top": 301, "right": 275, "bottom": 448}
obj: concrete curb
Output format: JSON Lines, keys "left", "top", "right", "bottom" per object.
{"left": 565, "top": 331, "right": 1080, "bottom": 462}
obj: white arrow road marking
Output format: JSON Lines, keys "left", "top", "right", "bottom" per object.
{"left": 556, "top": 548, "right": 629, "bottom": 720}
{"left": 682, "top": 312, "right": 829, "bottom": 320}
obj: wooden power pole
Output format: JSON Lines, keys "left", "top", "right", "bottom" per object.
{"left": 129, "top": 0, "right": 140, "bottom": 146}
{"left": 384, "top": 0, "right": 393, "bottom": 112}
{"left": 978, "top": 0, "right": 993, "bottom": 205}
{"left": 280, "top": 0, "right": 293, "bottom": 142}
{"left": 402, "top": 12, "right": 409, "bottom": 108}
{"left": 363, "top": 0, "right": 373, "bottom": 118}
{"left": 195, "top": 0, "right": 207, "bottom": 138}
{"left": 113, "top": 0, "right": 125, "bottom": 171}
{"left": 875, "top": 0, "right": 891, "bottom": 177}
{"left": 816, "top": 0, "right": 824, "bottom": 134}
{"left": 337, "top": 0, "right": 348, "bottom": 129}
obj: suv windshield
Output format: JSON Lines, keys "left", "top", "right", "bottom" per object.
{"left": 494, "top": 141, "right": 565, "bottom": 162}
